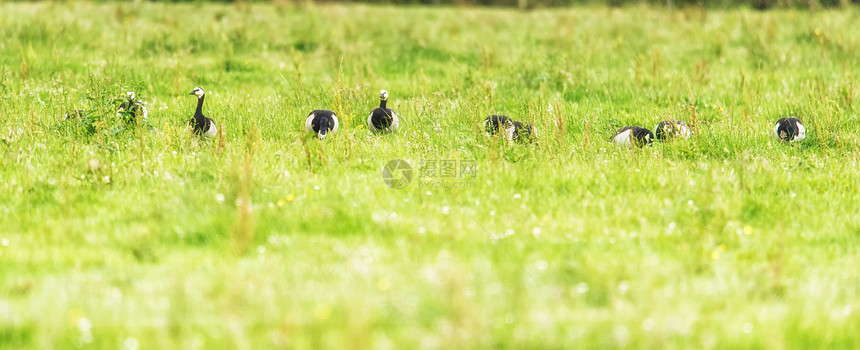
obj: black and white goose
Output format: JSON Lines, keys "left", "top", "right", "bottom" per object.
{"left": 117, "top": 91, "right": 147, "bottom": 125}
{"left": 654, "top": 119, "right": 691, "bottom": 140}
{"left": 484, "top": 115, "right": 511, "bottom": 135}
{"left": 505, "top": 121, "right": 536, "bottom": 143}
{"left": 612, "top": 126, "right": 654, "bottom": 147}
{"left": 773, "top": 117, "right": 805, "bottom": 142}
{"left": 306, "top": 110, "right": 339, "bottom": 140}
{"left": 187, "top": 87, "right": 217, "bottom": 138}
{"left": 367, "top": 89, "right": 399, "bottom": 133}
{"left": 64, "top": 109, "right": 85, "bottom": 120}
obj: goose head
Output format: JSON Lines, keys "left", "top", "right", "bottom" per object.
{"left": 189, "top": 87, "right": 205, "bottom": 98}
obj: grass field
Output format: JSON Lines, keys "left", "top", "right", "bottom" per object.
{"left": 1, "top": 1, "right": 860, "bottom": 349}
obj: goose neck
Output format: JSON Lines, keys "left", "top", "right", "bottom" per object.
{"left": 195, "top": 95, "right": 205, "bottom": 116}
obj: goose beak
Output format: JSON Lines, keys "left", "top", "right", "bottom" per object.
{"left": 188, "top": 91, "right": 195, "bottom": 95}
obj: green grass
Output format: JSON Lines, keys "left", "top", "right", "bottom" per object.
{"left": 1, "top": 2, "right": 860, "bottom": 349}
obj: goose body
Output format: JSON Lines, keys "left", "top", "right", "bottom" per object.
{"left": 504, "top": 121, "right": 536, "bottom": 143}
{"left": 117, "top": 91, "right": 148, "bottom": 125}
{"left": 484, "top": 115, "right": 511, "bottom": 135}
{"left": 187, "top": 87, "right": 217, "bottom": 138}
{"left": 306, "top": 110, "right": 339, "bottom": 140}
{"left": 65, "top": 109, "right": 85, "bottom": 120}
{"left": 613, "top": 126, "right": 654, "bottom": 147}
{"left": 367, "top": 89, "right": 399, "bottom": 133}
{"left": 654, "top": 120, "right": 691, "bottom": 140}
{"left": 773, "top": 117, "right": 805, "bottom": 142}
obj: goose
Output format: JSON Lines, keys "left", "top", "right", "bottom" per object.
{"left": 654, "top": 119, "right": 691, "bottom": 140}
{"left": 64, "top": 109, "right": 85, "bottom": 120}
{"left": 117, "top": 91, "right": 148, "bottom": 125}
{"left": 187, "top": 87, "right": 217, "bottom": 138}
{"left": 367, "top": 89, "right": 399, "bottom": 133}
{"left": 504, "top": 121, "right": 536, "bottom": 143}
{"left": 306, "top": 110, "right": 339, "bottom": 140}
{"left": 774, "top": 117, "right": 805, "bottom": 142}
{"left": 612, "top": 126, "right": 654, "bottom": 147}
{"left": 484, "top": 115, "right": 511, "bottom": 135}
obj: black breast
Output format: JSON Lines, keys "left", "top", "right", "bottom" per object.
{"left": 631, "top": 127, "right": 655, "bottom": 144}
{"left": 776, "top": 117, "right": 801, "bottom": 141}
{"left": 371, "top": 108, "right": 395, "bottom": 129}
{"left": 485, "top": 115, "right": 510, "bottom": 135}
{"left": 614, "top": 126, "right": 654, "bottom": 145}
{"left": 121, "top": 102, "right": 135, "bottom": 120}
{"left": 189, "top": 116, "right": 211, "bottom": 134}
{"left": 310, "top": 110, "right": 336, "bottom": 131}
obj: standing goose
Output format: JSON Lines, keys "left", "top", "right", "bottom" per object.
{"left": 117, "top": 91, "right": 148, "bottom": 125}
{"left": 306, "top": 110, "right": 339, "bottom": 140}
{"left": 187, "top": 87, "right": 217, "bottom": 138}
{"left": 773, "top": 117, "right": 805, "bottom": 142}
{"left": 654, "top": 119, "right": 691, "bottom": 140}
{"left": 504, "top": 121, "right": 536, "bottom": 143}
{"left": 367, "top": 89, "right": 399, "bottom": 133}
{"left": 612, "top": 126, "right": 654, "bottom": 147}
{"left": 484, "top": 115, "right": 511, "bottom": 136}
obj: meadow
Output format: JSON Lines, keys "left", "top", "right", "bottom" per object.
{"left": 1, "top": 1, "right": 860, "bottom": 349}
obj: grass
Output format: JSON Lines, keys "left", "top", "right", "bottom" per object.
{"left": 1, "top": 1, "right": 860, "bottom": 348}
